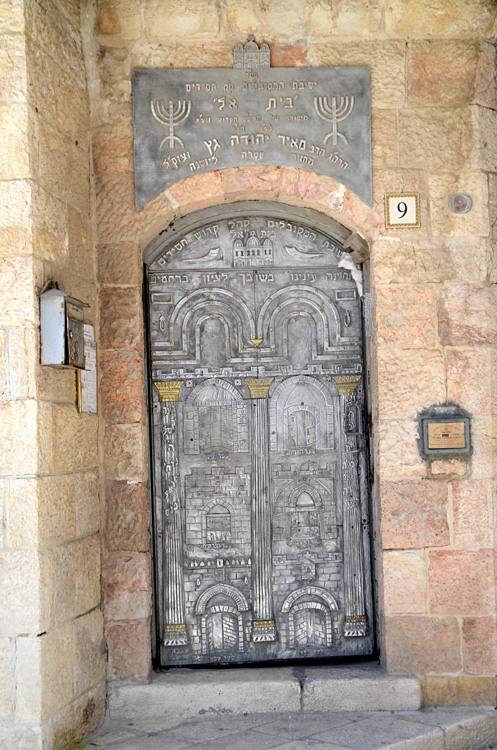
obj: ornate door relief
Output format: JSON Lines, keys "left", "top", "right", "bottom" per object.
{"left": 147, "top": 204, "right": 374, "bottom": 666}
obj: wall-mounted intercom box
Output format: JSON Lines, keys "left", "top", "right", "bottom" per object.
{"left": 40, "top": 288, "right": 87, "bottom": 369}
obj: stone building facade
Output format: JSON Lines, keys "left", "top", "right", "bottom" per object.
{"left": 1, "top": 0, "right": 497, "bottom": 747}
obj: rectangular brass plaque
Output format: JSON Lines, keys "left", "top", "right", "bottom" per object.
{"left": 427, "top": 421, "right": 466, "bottom": 450}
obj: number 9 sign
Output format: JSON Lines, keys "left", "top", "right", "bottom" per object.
{"left": 385, "top": 193, "right": 420, "bottom": 228}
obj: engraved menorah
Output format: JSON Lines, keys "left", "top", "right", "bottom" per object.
{"left": 314, "top": 95, "right": 355, "bottom": 146}
{"left": 151, "top": 99, "right": 191, "bottom": 150}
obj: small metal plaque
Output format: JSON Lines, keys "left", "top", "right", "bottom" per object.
{"left": 385, "top": 193, "right": 420, "bottom": 228}
{"left": 427, "top": 421, "right": 466, "bottom": 450}
{"left": 133, "top": 66, "right": 372, "bottom": 210}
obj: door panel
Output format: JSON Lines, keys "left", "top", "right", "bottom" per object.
{"left": 147, "top": 214, "right": 374, "bottom": 666}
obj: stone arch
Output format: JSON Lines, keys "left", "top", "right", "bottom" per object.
{"left": 281, "top": 585, "right": 339, "bottom": 613}
{"left": 195, "top": 583, "right": 249, "bottom": 615}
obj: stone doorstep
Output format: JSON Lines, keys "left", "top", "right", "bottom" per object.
{"left": 108, "top": 663, "right": 421, "bottom": 721}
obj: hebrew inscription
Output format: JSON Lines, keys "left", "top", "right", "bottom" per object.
{"left": 133, "top": 66, "right": 371, "bottom": 209}
{"left": 148, "top": 214, "right": 374, "bottom": 666}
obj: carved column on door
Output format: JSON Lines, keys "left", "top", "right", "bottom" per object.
{"left": 155, "top": 381, "right": 189, "bottom": 646}
{"left": 246, "top": 378, "right": 277, "bottom": 642}
{"left": 333, "top": 376, "right": 369, "bottom": 638}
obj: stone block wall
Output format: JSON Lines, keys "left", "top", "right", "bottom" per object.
{"left": 0, "top": 0, "right": 104, "bottom": 747}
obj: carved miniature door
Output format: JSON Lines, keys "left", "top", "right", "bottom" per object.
{"left": 147, "top": 209, "right": 374, "bottom": 666}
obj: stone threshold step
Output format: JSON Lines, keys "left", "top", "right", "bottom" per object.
{"left": 109, "top": 663, "right": 421, "bottom": 721}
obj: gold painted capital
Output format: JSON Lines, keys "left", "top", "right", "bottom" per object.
{"left": 253, "top": 620, "right": 276, "bottom": 628}
{"left": 246, "top": 378, "right": 274, "bottom": 399}
{"left": 332, "top": 375, "right": 361, "bottom": 397}
{"left": 154, "top": 381, "right": 183, "bottom": 402}
{"left": 164, "top": 623, "right": 187, "bottom": 632}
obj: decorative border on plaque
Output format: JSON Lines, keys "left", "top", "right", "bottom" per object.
{"left": 385, "top": 193, "right": 420, "bottom": 229}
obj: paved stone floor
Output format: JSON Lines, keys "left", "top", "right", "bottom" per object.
{"left": 82, "top": 708, "right": 497, "bottom": 749}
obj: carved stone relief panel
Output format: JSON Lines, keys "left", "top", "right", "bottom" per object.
{"left": 147, "top": 212, "right": 374, "bottom": 666}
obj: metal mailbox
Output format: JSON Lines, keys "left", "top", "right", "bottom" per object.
{"left": 40, "top": 288, "right": 87, "bottom": 369}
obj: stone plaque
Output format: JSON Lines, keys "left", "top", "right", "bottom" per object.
{"left": 133, "top": 66, "right": 372, "bottom": 210}
{"left": 427, "top": 422, "right": 466, "bottom": 450}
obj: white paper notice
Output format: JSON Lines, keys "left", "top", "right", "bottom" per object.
{"left": 82, "top": 324, "right": 97, "bottom": 414}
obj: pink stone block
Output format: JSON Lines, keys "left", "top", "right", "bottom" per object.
{"left": 384, "top": 616, "right": 461, "bottom": 674}
{"left": 99, "top": 286, "right": 142, "bottom": 352}
{"left": 104, "top": 554, "right": 151, "bottom": 621}
{"left": 100, "top": 350, "right": 144, "bottom": 424}
{"left": 438, "top": 284, "right": 497, "bottom": 347}
{"left": 107, "top": 621, "right": 151, "bottom": 680}
{"left": 446, "top": 348, "right": 495, "bottom": 416}
{"left": 452, "top": 479, "right": 493, "bottom": 549}
{"left": 380, "top": 480, "right": 449, "bottom": 549}
{"left": 463, "top": 616, "right": 497, "bottom": 674}
{"left": 375, "top": 285, "right": 437, "bottom": 349}
{"left": 382, "top": 550, "right": 427, "bottom": 615}
{"left": 429, "top": 550, "right": 495, "bottom": 616}
{"left": 169, "top": 170, "right": 225, "bottom": 213}
{"left": 105, "top": 483, "right": 150, "bottom": 553}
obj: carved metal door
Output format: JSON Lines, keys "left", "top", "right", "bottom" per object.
{"left": 147, "top": 208, "right": 374, "bottom": 666}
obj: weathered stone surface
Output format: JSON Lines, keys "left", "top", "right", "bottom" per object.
{"left": 375, "top": 286, "right": 437, "bottom": 349}
{"left": 168, "top": 171, "right": 225, "bottom": 215}
{"left": 104, "top": 424, "right": 146, "bottom": 482}
{"left": 399, "top": 108, "right": 473, "bottom": 172}
{"left": 0, "top": 638, "right": 12, "bottom": 721}
{"left": 105, "top": 483, "right": 150, "bottom": 553}
{"left": 270, "top": 44, "right": 308, "bottom": 68}
{"left": 408, "top": 41, "right": 483, "bottom": 106}
{"left": 371, "top": 109, "right": 398, "bottom": 170}
{"left": 48, "top": 683, "right": 106, "bottom": 750}
{"left": 438, "top": 284, "right": 497, "bottom": 346}
{"left": 429, "top": 550, "right": 495, "bottom": 616}
{"left": 385, "top": 0, "right": 497, "bottom": 37}
{"left": 220, "top": 166, "right": 283, "bottom": 203}
{"left": 309, "top": 41, "right": 405, "bottom": 107}
{"left": 97, "top": 0, "right": 143, "bottom": 39}
{"left": 99, "top": 286, "right": 142, "bottom": 352}
{"left": 377, "top": 419, "right": 427, "bottom": 479}
{"left": 6, "top": 477, "right": 38, "bottom": 549}
{"left": 383, "top": 616, "right": 461, "bottom": 674}
{"left": 107, "top": 620, "right": 151, "bottom": 680}
{"left": 0, "top": 0, "right": 25, "bottom": 34}
{"left": 52, "top": 406, "right": 98, "bottom": 473}
{"left": 382, "top": 550, "right": 427, "bottom": 615}
{"left": 379, "top": 480, "right": 449, "bottom": 549}
{"left": 333, "top": 0, "right": 382, "bottom": 35}
{"left": 100, "top": 351, "right": 144, "bottom": 425}
{"left": 0, "top": 103, "right": 31, "bottom": 180}
{"left": 376, "top": 348, "right": 445, "bottom": 419}
{"left": 0, "top": 725, "right": 43, "bottom": 750}
{"left": 474, "top": 41, "right": 497, "bottom": 109}
{"left": 72, "top": 609, "right": 106, "bottom": 695}
{"left": 463, "top": 617, "right": 497, "bottom": 675}
{"left": 430, "top": 459, "right": 470, "bottom": 480}
{"left": 74, "top": 471, "right": 100, "bottom": 538}
{"left": 16, "top": 623, "right": 73, "bottom": 723}
{"left": 447, "top": 348, "right": 495, "bottom": 415}
{"left": 124, "top": 41, "right": 232, "bottom": 69}
{"left": 421, "top": 675, "right": 497, "bottom": 707}
{"left": 0, "top": 179, "right": 32, "bottom": 256}
{"left": 452, "top": 480, "right": 493, "bottom": 550}
{"left": 372, "top": 238, "right": 488, "bottom": 286}
{"left": 98, "top": 242, "right": 140, "bottom": 286}
{"left": 470, "top": 416, "right": 495, "bottom": 480}
{"left": 0, "top": 399, "right": 37, "bottom": 475}
{"left": 429, "top": 171, "right": 489, "bottom": 237}
{"left": 144, "top": 0, "right": 221, "bottom": 40}
{"left": 224, "top": 0, "right": 259, "bottom": 35}
{"left": 0, "top": 33, "right": 27, "bottom": 103}
{"left": 104, "top": 554, "right": 151, "bottom": 621}
{"left": 474, "top": 104, "right": 497, "bottom": 172}
{"left": 0, "top": 256, "right": 40, "bottom": 326}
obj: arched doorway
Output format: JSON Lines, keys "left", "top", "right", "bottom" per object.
{"left": 145, "top": 202, "right": 374, "bottom": 666}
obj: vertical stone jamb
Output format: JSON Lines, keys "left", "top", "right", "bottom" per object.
{"left": 155, "top": 382, "right": 189, "bottom": 646}
{"left": 333, "top": 376, "right": 369, "bottom": 638}
{"left": 246, "top": 378, "right": 277, "bottom": 642}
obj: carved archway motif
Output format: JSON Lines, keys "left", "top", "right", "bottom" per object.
{"left": 195, "top": 583, "right": 250, "bottom": 615}
{"left": 195, "top": 583, "right": 249, "bottom": 656}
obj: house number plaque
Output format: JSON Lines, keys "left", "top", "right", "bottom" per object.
{"left": 133, "top": 39, "right": 372, "bottom": 209}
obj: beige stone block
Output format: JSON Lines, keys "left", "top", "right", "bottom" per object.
{"left": 429, "top": 549, "right": 495, "bottom": 616}
{"left": 92, "top": 105, "right": 133, "bottom": 176}
{"left": 97, "top": 0, "right": 143, "bottom": 38}
{"left": 474, "top": 42, "right": 497, "bottom": 110}
{"left": 372, "top": 109, "right": 398, "bottom": 170}
{"left": 104, "top": 554, "right": 151, "bottom": 621}
{"left": 372, "top": 237, "right": 489, "bottom": 285}
{"left": 0, "top": 331, "right": 6, "bottom": 399}
{"left": 95, "top": 172, "right": 174, "bottom": 245}
{"left": 383, "top": 616, "right": 461, "bottom": 674}
{"left": 52, "top": 406, "right": 98, "bottom": 473}
{"left": 382, "top": 550, "right": 427, "bottom": 615}
{"left": 0, "top": 724, "right": 43, "bottom": 750}
{"left": 36, "top": 400, "right": 53, "bottom": 477}
{"left": 375, "top": 285, "right": 437, "bottom": 349}
{"left": 0, "top": 256, "right": 40, "bottom": 326}
{"left": 0, "top": 550, "right": 40, "bottom": 635}
{"left": 463, "top": 617, "right": 497, "bottom": 675}
{"left": 38, "top": 475, "right": 76, "bottom": 546}
{"left": 42, "top": 535, "right": 101, "bottom": 629}
{"left": 0, "top": 33, "right": 27, "bottom": 102}
{"left": 66, "top": 207, "right": 95, "bottom": 283}
{"left": 224, "top": 0, "right": 259, "bottom": 34}
{"left": 48, "top": 682, "right": 105, "bottom": 750}
{"left": 447, "top": 348, "right": 495, "bottom": 416}
{"left": 429, "top": 172, "right": 489, "bottom": 237}
{"left": 54, "top": 69, "right": 90, "bottom": 150}
{"left": 30, "top": 183, "right": 68, "bottom": 266}
{"left": 0, "top": 103, "right": 31, "bottom": 180}
{"left": 408, "top": 41, "right": 483, "bottom": 107}
{"left": 6, "top": 326, "right": 37, "bottom": 400}
{"left": 438, "top": 284, "right": 497, "bottom": 347}
{"left": 74, "top": 471, "right": 100, "bottom": 538}
{"left": 0, "top": 481, "right": 5, "bottom": 549}
{"left": 6, "top": 477, "right": 38, "bottom": 549}
{"left": 429, "top": 459, "right": 469, "bottom": 480}
{"left": 421, "top": 675, "right": 497, "bottom": 707}
{"left": 376, "top": 348, "right": 445, "bottom": 419}
{"left": 474, "top": 104, "right": 497, "bottom": 172}
{"left": 16, "top": 623, "right": 72, "bottom": 723}
{"left": 0, "top": 0, "right": 25, "bottom": 34}
{"left": 251, "top": 0, "right": 307, "bottom": 39}
{"left": 333, "top": 0, "right": 382, "bottom": 35}
{"left": 0, "top": 179, "right": 33, "bottom": 256}
{"left": 124, "top": 40, "right": 232, "bottom": 68}
{"left": 309, "top": 41, "right": 406, "bottom": 108}
{"left": 104, "top": 424, "right": 147, "bottom": 483}
{"left": 452, "top": 480, "right": 493, "bottom": 549}
{"left": 379, "top": 479, "right": 449, "bottom": 550}
{"left": 399, "top": 108, "right": 473, "bottom": 172}
{"left": 36, "top": 363, "right": 75, "bottom": 405}
{"left": 0, "top": 400, "right": 37, "bottom": 476}
{"left": 377, "top": 419, "right": 427, "bottom": 479}
{"left": 371, "top": 168, "right": 430, "bottom": 242}
{"left": 145, "top": 0, "right": 221, "bottom": 40}
{"left": 385, "top": 0, "right": 497, "bottom": 37}
{"left": 107, "top": 620, "right": 151, "bottom": 680}
{"left": 72, "top": 609, "right": 105, "bottom": 696}
{"left": 0, "top": 638, "right": 12, "bottom": 721}
{"left": 25, "top": 40, "right": 57, "bottom": 125}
